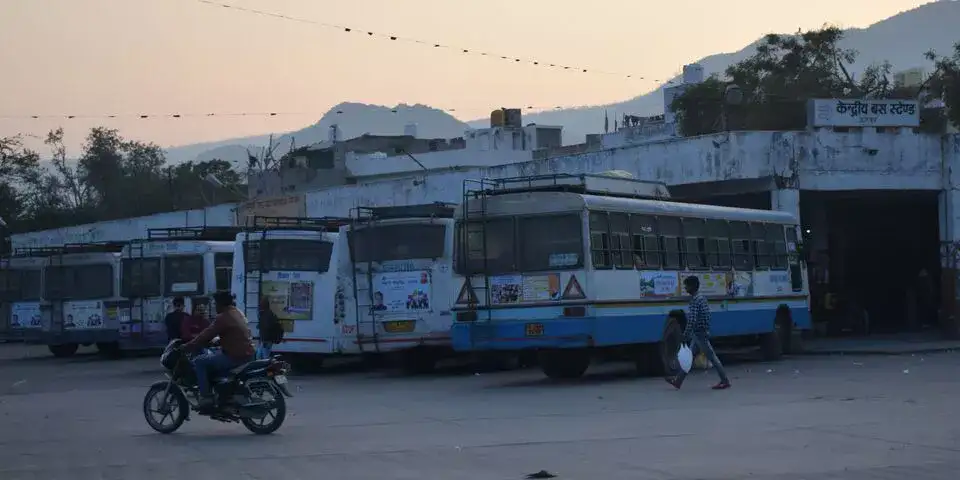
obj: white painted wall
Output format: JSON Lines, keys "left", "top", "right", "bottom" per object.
{"left": 345, "top": 148, "right": 532, "bottom": 178}
{"left": 11, "top": 130, "right": 956, "bottom": 248}
{"left": 10, "top": 203, "right": 238, "bottom": 250}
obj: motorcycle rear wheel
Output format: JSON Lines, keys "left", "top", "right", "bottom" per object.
{"left": 143, "top": 383, "right": 189, "bottom": 434}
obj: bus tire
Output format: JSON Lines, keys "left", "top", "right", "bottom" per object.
{"left": 49, "top": 343, "right": 78, "bottom": 358}
{"left": 658, "top": 314, "right": 685, "bottom": 376}
{"left": 759, "top": 319, "right": 784, "bottom": 361}
{"left": 538, "top": 349, "right": 590, "bottom": 380}
{"left": 775, "top": 306, "right": 794, "bottom": 354}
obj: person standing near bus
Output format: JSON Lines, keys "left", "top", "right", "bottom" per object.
{"left": 164, "top": 297, "right": 190, "bottom": 343}
{"left": 666, "top": 276, "right": 731, "bottom": 390}
{"left": 257, "top": 296, "right": 284, "bottom": 359}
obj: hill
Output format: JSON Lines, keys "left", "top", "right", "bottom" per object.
{"left": 167, "top": 0, "right": 960, "bottom": 161}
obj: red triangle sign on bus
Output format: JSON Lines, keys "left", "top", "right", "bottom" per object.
{"left": 561, "top": 275, "right": 585, "bottom": 300}
{"left": 456, "top": 278, "right": 479, "bottom": 305}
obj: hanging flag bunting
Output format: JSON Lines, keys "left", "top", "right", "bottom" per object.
{"left": 195, "top": 0, "right": 678, "bottom": 85}
{"left": 456, "top": 278, "right": 479, "bottom": 305}
{"left": 561, "top": 275, "right": 586, "bottom": 300}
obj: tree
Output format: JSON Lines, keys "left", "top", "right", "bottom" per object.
{"left": 925, "top": 42, "right": 960, "bottom": 129}
{"left": 671, "top": 26, "right": 898, "bottom": 136}
{"left": 0, "top": 135, "right": 41, "bottom": 228}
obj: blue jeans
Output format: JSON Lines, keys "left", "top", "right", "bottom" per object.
{"left": 675, "top": 333, "right": 730, "bottom": 386}
{"left": 192, "top": 351, "right": 244, "bottom": 397}
{"left": 257, "top": 342, "right": 273, "bottom": 360}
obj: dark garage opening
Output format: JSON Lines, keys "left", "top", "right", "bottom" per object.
{"left": 804, "top": 191, "right": 941, "bottom": 336}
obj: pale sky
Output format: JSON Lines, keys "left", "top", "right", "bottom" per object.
{"left": 0, "top": 0, "right": 933, "bottom": 154}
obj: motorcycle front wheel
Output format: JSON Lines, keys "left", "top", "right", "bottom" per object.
{"left": 240, "top": 379, "right": 287, "bottom": 435}
{"left": 143, "top": 382, "right": 189, "bottom": 434}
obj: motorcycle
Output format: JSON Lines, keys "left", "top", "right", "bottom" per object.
{"left": 142, "top": 338, "right": 293, "bottom": 435}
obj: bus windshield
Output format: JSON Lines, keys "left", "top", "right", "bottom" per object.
{"left": 121, "top": 258, "right": 162, "bottom": 297}
{"left": 164, "top": 255, "right": 204, "bottom": 295}
{"left": 455, "top": 214, "right": 583, "bottom": 275}
{"left": 349, "top": 223, "right": 446, "bottom": 263}
{"left": 249, "top": 239, "right": 333, "bottom": 273}
{"left": 0, "top": 269, "right": 42, "bottom": 302}
{"left": 45, "top": 264, "right": 114, "bottom": 300}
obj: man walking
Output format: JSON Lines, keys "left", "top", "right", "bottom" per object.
{"left": 666, "top": 276, "right": 731, "bottom": 390}
{"left": 257, "top": 296, "right": 284, "bottom": 359}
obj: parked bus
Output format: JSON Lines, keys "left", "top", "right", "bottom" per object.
{"left": 41, "top": 242, "right": 126, "bottom": 357}
{"left": 0, "top": 249, "right": 54, "bottom": 342}
{"left": 119, "top": 227, "right": 240, "bottom": 351}
{"left": 233, "top": 216, "right": 353, "bottom": 366}
{"left": 345, "top": 203, "right": 456, "bottom": 373}
{"left": 450, "top": 174, "right": 810, "bottom": 379}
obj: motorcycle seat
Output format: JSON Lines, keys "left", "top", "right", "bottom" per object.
{"left": 228, "top": 359, "right": 272, "bottom": 376}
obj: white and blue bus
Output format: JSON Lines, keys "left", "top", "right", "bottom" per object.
{"left": 0, "top": 250, "right": 50, "bottom": 343}
{"left": 450, "top": 174, "right": 810, "bottom": 379}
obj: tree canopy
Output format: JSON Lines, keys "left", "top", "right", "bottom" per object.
{"left": 0, "top": 127, "right": 246, "bottom": 238}
{"left": 671, "top": 25, "right": 956, "bottom": 136}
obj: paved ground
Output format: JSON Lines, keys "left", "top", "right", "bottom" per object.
{"left": 0, "top": 345, "right": 959, "bottom": 480}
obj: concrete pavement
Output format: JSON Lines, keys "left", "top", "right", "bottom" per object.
{"left": 0, "top": 344, "right": 959, "bottom": 479}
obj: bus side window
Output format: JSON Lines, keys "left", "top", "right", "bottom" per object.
{"left": 730, "top": 221, "right": 754, "bottom": 270}
{"left": 659, "top": 216, "right": 683, "bottom": 269}
{"left": 768, "top": 224, "right": 787, "bottom": 269}
{"left": 214, "top": 252, "right": 233, "bottom": 291}
{"left": 705, "top": 220, "right": 732, "bottom": 268}
{"left": 609, "top": 213, "right": 632, "bottom": 269}
{"left": 589, "top": 211, "right": 611, "bottom": 269}
{"left": 681, "top": 218, "right": 707, "bottom": 269}
{"left": 751, "top": 223, "right": 770, "bottom": 268}
{"left": 631, "top": 215, "right": 660, "bottom": 268}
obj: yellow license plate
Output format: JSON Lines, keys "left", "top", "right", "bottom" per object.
{"left": 382, "top": 320, "right": 416, "bottom": 334}
{"left": 525, "top": 323, "right": 544, "bottom": 337}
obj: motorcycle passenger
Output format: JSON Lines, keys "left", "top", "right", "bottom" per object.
{"left": 180, "top": 302, "right": 211, "bottom": 343}
{"left": 184, "top": 291, "right": 256, "bottom": 410}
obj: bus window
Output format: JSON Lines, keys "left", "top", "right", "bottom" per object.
{"left": 519, "top": 214, "right": 582, "bottom": 272}
{"left": 18, "top": 270, "right": 41, "bottom": 301}
{"left": 705, "top": 220, "right": 732, "bottom": 268}
{"left": 751, "top": 223, "right": 770, "bottom": 268}
{"left": 682, "top": 218, "right": 707, "bottom": 269}
{"left": 457, "top": 217, "right": 515, "bottom": 275}
{"left": 659, "top": 216, "right": 683, "bottom": 269}
{"left": 609, "top": 213, "right": 632, "bottom": 269}
{"left": 350, "top": 223, "right": 445, "bottom": 263}
{"left": 121, "top": 258, "right": 162, "bottom": 297}
{"left": 262, "top": 239, "right": 334, "bottom": 272}
{"left": 164, "top": 255, "right": 204, "bottom": 296}
{"left": 45, "top": 265, "right": 114, "bottom": 301}
{"left": 631, "top": 215, "right": 660, "bottom": 268}
{"left": 730, "top": 221, "right": 754, "bottom": 270}
{"left": 214, "top": 253, "right": 233, "bottom": 291}
{"left": 588, "top": 212, "right": 610, "bottom": 269}
{"left": 767, "top": 225, "right": 788, "bottom": 269}
{"left": 243, "top": 241, "right": 261, "bottom": 273}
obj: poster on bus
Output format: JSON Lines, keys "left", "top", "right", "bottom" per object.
{"left": 374, "top": 271, "right": 431, "bottom": 312}
{"left": 262, "top": 280, "right": 314, "bottom": 321}
{"left": 11, "top": 303, "right": 42, "bottom": 329}
{"left": 639, "top": 271, "right": 679, "bottom": 297}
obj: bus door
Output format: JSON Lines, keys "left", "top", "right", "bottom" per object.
{"left": 120, "top": 256, "right": 162, "bottom": 347}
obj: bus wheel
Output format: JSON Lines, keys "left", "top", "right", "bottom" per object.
{"left": 49, "top": 343, "right": 79, "bottom": 358}
{"left": 538, "top": 349, "right": 590, "bottom": 380}
{"left": 401, "top": 348, "right": 438, "bottom": 375}
{"left": 759, "top": 317, "right": 784, "bottom": 361}
{"left": 657, "top": 315, "right": 685, "bottom": 376}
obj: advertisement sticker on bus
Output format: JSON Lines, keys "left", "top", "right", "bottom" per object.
{"left": 65, "top": 301, "right": 103, "bottom": 329}
{"left": 12, "top": 303, "right": 42, "bottom": 328}
{"left": 639, "top": 271, "right": 679, "bottom": 297}
{"left": 374, "top": 271, "right": 431, "bottom": 312}
{"left": 263, "top": 280, "right": 314, "bottom": 321}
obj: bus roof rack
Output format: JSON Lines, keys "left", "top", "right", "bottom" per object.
{"left": 470, "top": 173, "right": 670, "bottom": 200}
{"left": 244, "top": 216, "right": 352, "bottom": 231}
{"left": 354, "top": 202, "right": 456, "bottom": 221}
{"left": 58, "top": 241, "right": 127, "bottom": 254}
{"left": 146, "top": 226, "right": 245, "bottom": 241}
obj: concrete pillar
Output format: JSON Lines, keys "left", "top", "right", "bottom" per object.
{"left": 938, "top": 134, "right": 960, "bottom": 338}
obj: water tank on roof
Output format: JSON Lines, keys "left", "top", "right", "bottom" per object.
{"left": 503, "top": 108, "right": 522, "bottom": 128}
{"left": 490, "top": 109, "right": 505, "bottom": 127}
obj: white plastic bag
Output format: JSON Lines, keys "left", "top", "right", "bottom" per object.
{"left": 677, "top": 343, "right": 693, "bottom": 373}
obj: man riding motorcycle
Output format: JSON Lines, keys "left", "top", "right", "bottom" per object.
{"left": 184, "top": 290, "right": 256, "bottom": 411}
